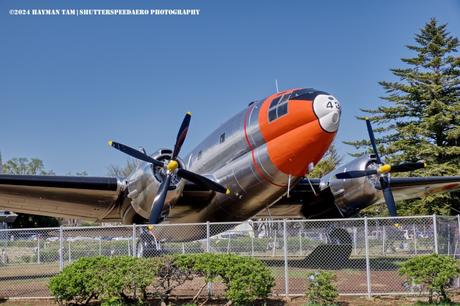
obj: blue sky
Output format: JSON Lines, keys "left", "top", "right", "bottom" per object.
{"left": 1, "top": 0, "right": 459, "bottom": 176}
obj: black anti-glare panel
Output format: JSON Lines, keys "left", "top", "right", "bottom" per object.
{"left": 290, "top": 88, "right": 329, "bottom": 101}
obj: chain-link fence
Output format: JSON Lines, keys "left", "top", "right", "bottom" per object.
{"left": 0, "top": 215, "right": 459, "bottom": 298}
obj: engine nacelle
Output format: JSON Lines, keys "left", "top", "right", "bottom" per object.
{"left": 123, "top": 148, "right": 185, "bottom": 222}
{"left": 320, "top": 155, "right": 381, "bottom": 216}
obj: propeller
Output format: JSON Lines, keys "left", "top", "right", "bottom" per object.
{"left": 109, "top": 112, "right": 230, "bottom": 224}
{"left": 335, "top": 118, "right": 426, "bottom": 216}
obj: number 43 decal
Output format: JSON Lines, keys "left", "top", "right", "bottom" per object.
{"left": 327, "top": 100, "right": 340, "bottom": 109}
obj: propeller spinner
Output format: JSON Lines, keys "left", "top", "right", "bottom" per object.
{"left": 335, "top": 118, "right": 425, "bottom": 216}
{"left": 109, "top": 112, "right": 230, "bottom": 224}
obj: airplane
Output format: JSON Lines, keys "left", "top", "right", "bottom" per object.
{"left": 0, "top": 87, "right": 459, "bottom": 246}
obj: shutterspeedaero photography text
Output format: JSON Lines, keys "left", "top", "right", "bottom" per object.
{"left": 9, "top": 8, "right": 201, "bottom": 16}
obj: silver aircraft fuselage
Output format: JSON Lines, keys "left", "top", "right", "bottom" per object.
{"left": 127, "top": 88, "right": 341, "bottom": 239}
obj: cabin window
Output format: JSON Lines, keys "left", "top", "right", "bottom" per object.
{"left": 220, "top": 133, "right": 225, "bottom": 144}
{"left": 268, "top": 94, "right": 290, "bottom": 122}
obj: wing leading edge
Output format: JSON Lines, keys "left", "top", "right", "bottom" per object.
{"left": 381, "top": 176, "right": 460, "bottom": 203}
{"left": 255, "top": 176, "right": 460, "bottom": 219}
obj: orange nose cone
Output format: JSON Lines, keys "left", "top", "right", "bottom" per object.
{"left": 259, "top": 89, "right": 339, "bottom": 177}
{"left": 266, "top": 120, "right": 336, "bottom": 176}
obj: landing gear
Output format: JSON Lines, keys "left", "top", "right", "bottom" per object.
{"left": 136, "top": 228, "right": 168, "bottom": 257}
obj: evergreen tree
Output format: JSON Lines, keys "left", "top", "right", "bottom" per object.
{"left": 309, "top": 145, "right": 342, "bottom": 178}
{"left": 345, "top": 18, "right": 460, "bottom": 215}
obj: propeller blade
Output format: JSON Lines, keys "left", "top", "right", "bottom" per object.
{"left": 390, "top": 162, "right": 425, "bottom": 173}
{"left": 172, "top": 112, "right": 192, "bottom": 160}
{"left": 149, "top": 174, "right": 172, "bottom": 224}
{"left": 109, "top": 141, "right": 163, "bottom": 167}
{"left": 380, "top": 176, "right": 397, "bottom": 217}
{"left": 365, "top": 119, "right": 382, "bottom": 164}
{"left": 336, "top": 169, "right": 378, "bottom": 179}
{"left": 177, "top": 168, "right": 229, "bottom": 194}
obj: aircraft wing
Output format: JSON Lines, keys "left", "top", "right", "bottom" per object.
{"left": 0, "top": 174, "right": 125, "bottom": 221}
{"left": 254, "top": 176, "right": 460, "bottom": 219}
{"left": 378, "top": 176, "right": 460, "bottom": 203}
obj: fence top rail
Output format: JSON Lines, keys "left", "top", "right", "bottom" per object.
{"left": 65, "top": 222, "right": 212, "bottom": 231}
{"left": 0, "top": 214, "right": 457, "bottom": 233}
{"left": 0, "top": 226, "right": 62, "bottom": 233}
{"left": 366, "top": 214, "right": 437, "bottom": 221}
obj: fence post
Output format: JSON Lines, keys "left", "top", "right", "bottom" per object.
{"left": 68, "top": 241, "right": 71, "bottom": 263}
{"left": 206, "top": 221, "right": 210, "bottom": 253}
{"left": 352, "top": 227, "right": 357, "bottom": 256}
{"left": 59, "top": 226, "right": 64, "bottom": 271}
{"left": 457, "top": 215, "right": 460, "bottom": 255}
{"left": 37, "top": 235, "right": 41, "bottom": 264}
{"left": 299, "top": 229, "right": 303, "bottom": 256}
{"left": 457, "top": 215, "right": 460, "bottom": 287}
{"left": 283, "top": 219, "right": 289, "bottom": 297}
{"left": 132, "top": 224, "right": 136, "bottom": 257}
{"left": 457, "top": 214, "right": 460, "bottom": 238}
{"left": 382, "top": 225, "right": 386, "bottom": 256}
{"left": 433, "top": 214, "right": 438, "bottom": 254}
{"left": 206, "top": 221, "right": 212, "bottom": 296}
{"left": 364, "top": 217, "right": 371, "bottom": 298}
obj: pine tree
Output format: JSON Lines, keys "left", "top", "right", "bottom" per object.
{"left": 309, "top": 145, "right": 342, "bottom": 178}
{"left": 345, "top": 18, "right": 460, "bottom": 215}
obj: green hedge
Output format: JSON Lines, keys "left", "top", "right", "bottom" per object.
{"left": 399, "top": 254, "right": 460, "bottom": 303}
{"left": 49, "top": 254, "right": 274, "bottom": 305}
{"left": 175, "top": 253, "right": 275, "bottom": 304}
{"left": 49, "top": 256, "right": 160, "bottom": 304}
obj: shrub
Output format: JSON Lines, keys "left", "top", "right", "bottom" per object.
{"left": 175, "top": 253, "right": 275, "bottom": 305}
{"left": 306, "top": 271, "right": 338, "bottom": 305}
{"left": 98, "top": 256, "right": 159, "bottom": 303}
{"left": 49, "top": 256, "right": 109, "bottom": 304}
{"left": 399, "top": 254, "right": 460, "bottom": 303}
{"left": 49, "top": 254, "right": 274, "bottom": 305}
{"left": 49, "top": 256, "right": 159, "bottom": 305}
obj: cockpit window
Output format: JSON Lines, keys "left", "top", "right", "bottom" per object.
{"left": 268, "top": 94, "right": 290, "bottom": 122}
{"left": 277, "top": 102, "right": 288, "bottom": 117}
{"left": 269, "top": 97, "right": 280, "bottom": 108}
